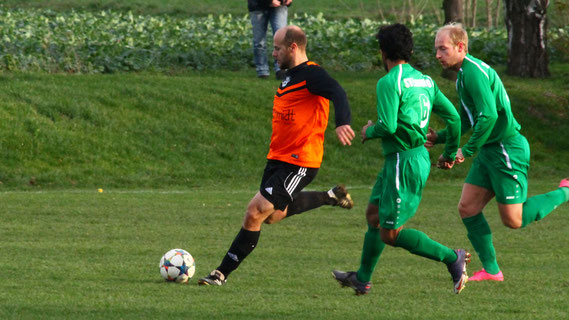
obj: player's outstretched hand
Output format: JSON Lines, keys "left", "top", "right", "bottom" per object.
{"left": 425, "top": 127, "right": 437, "bottom": 148}
{"left": 455, "top": 148, "right": 465, "bottom": 164}
{"left": 336, "top": 124, "right": 355, "bottom": 146}
{"left": 360, "top": 120, "right": 374, "bottom": 144}
{"left": 437, "top": 154, "right": 454, "bottom": 170}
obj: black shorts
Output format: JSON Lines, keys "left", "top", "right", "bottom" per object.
{"left": 259, "top": 160, "right": 319, "bottom": 211}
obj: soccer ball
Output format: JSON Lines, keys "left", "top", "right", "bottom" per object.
{"left": 159, "top": 249, "right": 196, "bottom": 283}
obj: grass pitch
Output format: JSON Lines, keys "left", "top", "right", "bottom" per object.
{"left": 1, "top": 2, "right": 567, "bottom": 319}
{"left": 1, "top": 180, "right": 567, "bottom": 319}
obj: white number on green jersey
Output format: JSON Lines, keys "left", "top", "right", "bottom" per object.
{"left": 419, "top": 94, "right": 431, "bottom": 128}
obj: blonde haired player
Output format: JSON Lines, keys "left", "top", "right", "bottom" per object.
{"left": 429, "top": 23, "right": 569, "bottom": 281}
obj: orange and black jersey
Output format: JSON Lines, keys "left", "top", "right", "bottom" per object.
{"left": 267, "top": 61, "right": 351, "bottom": 168}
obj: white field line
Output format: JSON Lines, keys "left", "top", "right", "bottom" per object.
{"left": 0, "top": 185, "right": 374, "bottom": 195}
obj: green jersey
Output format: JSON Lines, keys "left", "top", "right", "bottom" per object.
{"left": 366, "top": 63, "right": 460, "bottom": 158}
{"left": 438, "top": 54, "right": 521, "bottom": 157}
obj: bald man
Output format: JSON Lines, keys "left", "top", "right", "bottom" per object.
{"left": 198, "top": 26, "right": 356, "bottom": 286}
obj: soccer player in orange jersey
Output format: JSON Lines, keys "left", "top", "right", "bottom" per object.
{"left": 198, "top": 25, "right": 356, "bottom": 286}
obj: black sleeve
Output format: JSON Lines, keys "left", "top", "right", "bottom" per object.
{"left": 305, "top": 66, "right": 351, "bottom": 127}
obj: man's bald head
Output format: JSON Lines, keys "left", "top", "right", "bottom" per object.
{"left": 276, "top": 25, "right": 307, "bottom": 52}
{"left": 273, "top": 25, "right": 308, "bottom": 70}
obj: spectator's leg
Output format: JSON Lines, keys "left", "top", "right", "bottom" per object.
{"left": 250, "top": 10, "right": 270, "bottom": 77}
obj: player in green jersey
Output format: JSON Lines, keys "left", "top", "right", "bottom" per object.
{"left": 332, "top": 23, "right": 471, "bottom": 295}
{"left": 430, "top": 23, "right": 569, "bottom": 281}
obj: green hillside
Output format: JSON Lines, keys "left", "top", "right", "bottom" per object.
{"left": 1, "top": 66, "right": 568, "bottom": 190}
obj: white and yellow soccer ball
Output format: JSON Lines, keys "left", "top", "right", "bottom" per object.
{"left": 159, "top": 249, "right": 196, "bottom": 283}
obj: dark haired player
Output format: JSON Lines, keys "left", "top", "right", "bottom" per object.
{"left": 332, "top": 23, "right": 469, "bottom": 295}
{"left": 430, "top": 23, "right": 569, "bottom": 282}
{"left": 198, "top": 25, "right": 356, "bottom": 286}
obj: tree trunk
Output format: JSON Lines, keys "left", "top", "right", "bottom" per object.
{"left": 495, "top": 0, "right": 502, "bottom": 28}
{"left": 442, "top": 0, "right": 464, "bottom": 81}
{"left": 464, "top": 0, "right": 470, "bottom": 26}
{"left": 443, "top": 0, "right": 464, "bottom": 23}
{"left": 486, "top": 0, "right": 493, "bottom": 28}
{"left": 505, "top": 0, "right": 550, "bottom": 77}
{"left": 471, "top": 0, "right": 478, "bottom": 27}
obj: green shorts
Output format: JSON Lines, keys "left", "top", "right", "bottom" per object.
{"left": 465, "top": 133, "right": 530, "bottom": 204}
{"left": 369, "top": 146, "right": 430, "bottom": 229}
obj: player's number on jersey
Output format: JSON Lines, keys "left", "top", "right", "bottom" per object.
{"left": 418, "top": 94, "right": 430, "bottom": 128}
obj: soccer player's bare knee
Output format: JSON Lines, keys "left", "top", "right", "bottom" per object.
{"left": 380, "top": 228, "right": 398, "bottom": 246}
{"left": 244, "top": 193, "right": 275, "bottom": 228}
{"left": 500, "top": 211, "right": 522, "bottom": 229}
{"left": 498, "top": 205, "right": 522, "bottom": 229}
{"left": 458, "top": 201, "right": 479, "bottom": 218}
{"left": 243, "top": 208, "right": 266, "bottom": 230}
{"left": 263, "top": 210, "right": 286, "bottom": 224}
{"left": 365, "top": 205, "right": 380, "bottom": 228}
{"left": 263, "top": 215, "right": 277, "bottom": 224}
{"left": 501, "top": 217, "right": 521, "bottom": 229}
{"left": 458, "top": 184, "right": 494, "bottom": 218}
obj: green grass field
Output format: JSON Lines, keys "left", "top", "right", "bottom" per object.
{"left": 1, "top": 1, "right": 569, "bottom": 319}
{"left": 1, "top": 44, "right": 568, "bottom": 320}
{"left": 1, "top": 181, "right": 568, "bottom": 319}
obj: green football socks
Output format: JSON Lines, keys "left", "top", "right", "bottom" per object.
{"left": 521, "top": 188, "right": 569, "bottom": 228}
{"left": 356, "top": 225, "right": 385, "bottom": 282}
{"left": 462, "top": 213, "right": 500, "bottom": 275}
{"left": 394, "top": 228, "right": 457, "bottom": 264}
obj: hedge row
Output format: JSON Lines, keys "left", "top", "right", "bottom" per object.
{"left": 0, "top": 8, "right": 567, "bottom": 73}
